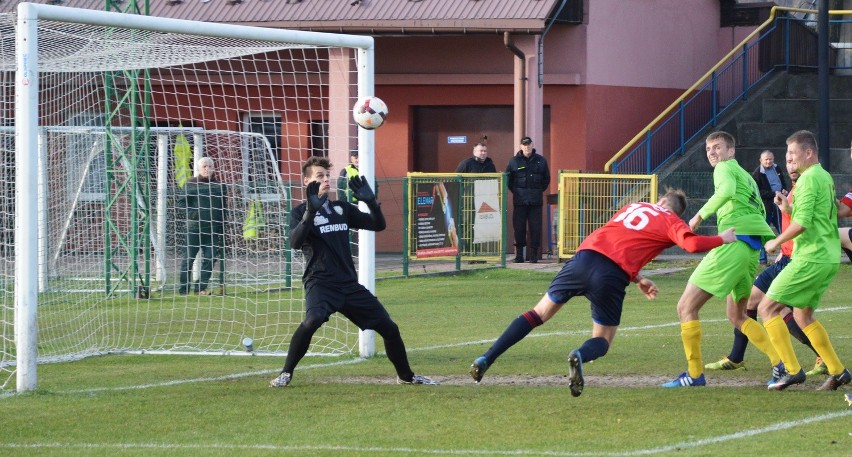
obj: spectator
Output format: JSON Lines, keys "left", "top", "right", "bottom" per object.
{"left": 456, "top": 142, "right": 496, "bottom": 173}
{"left": 506, "top": 136, "right": 550, "bottom": 263}
{"left": 751, "top": 150, "right": 789, "bottom": 265}
{"left": 337, "top": 149, "right": 360, "bottom": 203}
{"left": 178, "top": 157, "right": 226, "bottom": 296}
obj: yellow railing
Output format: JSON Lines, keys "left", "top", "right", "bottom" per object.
{"left": 603, "top": 6, "right": 847, "bottom": 173}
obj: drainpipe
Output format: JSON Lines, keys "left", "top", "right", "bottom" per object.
{"left": 504, "top": 32, "right": 526, "bottom": 138}
{"left": 539, "top": 0, "right": 569, "bottom": 87}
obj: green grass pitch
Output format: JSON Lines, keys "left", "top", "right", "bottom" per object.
{"left": 1, "top": 263, "right": 849, "bottom": 456}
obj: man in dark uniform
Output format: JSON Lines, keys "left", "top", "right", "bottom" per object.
{"left": 179, "top": 157, "right": 226, "bottom": 296}
{"left": 270, "top": 156, "right": 437, "bottom": 388}
{"left": 505, "top": 136, "right": 550, "bottom": 263}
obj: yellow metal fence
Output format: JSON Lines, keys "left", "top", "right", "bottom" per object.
{"left": 557, "top": 172, "right": 657, "bottom": 259}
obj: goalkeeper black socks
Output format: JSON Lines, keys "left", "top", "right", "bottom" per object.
{"left": 282, "top": 323, "right": 316, "bottom": 374}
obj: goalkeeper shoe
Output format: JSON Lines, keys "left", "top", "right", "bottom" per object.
{"left": 805, "top": 357, "right": 828, "bottom": 376}
{"left": 817, "top": 368, "right": 851, "bottom": 391}
{"left": 469, "top": 356, "right": 489, "bottom": 383}
{"left": 398, "top": 374, "right": 439, "bottom": 385}
{"left": 661, "top": 372, "right": 706, "bottom": 388}
{"left": 704, "top": 357, "right": 745, "bottom": 371}
{"left": 567, "top": 350, "right": 584, "bottom": 397}
{"left": 269, "top": 371, "right": 292, "bottom": 388}
{"left": 767, "top": 369, "right": 806, "bottom": 390}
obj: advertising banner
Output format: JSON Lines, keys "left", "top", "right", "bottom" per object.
{"left": 414, "top": 181, "right": 459, "bottom": 258}
{"left": 473, "top": 179, "right": 500, "bottom": 243}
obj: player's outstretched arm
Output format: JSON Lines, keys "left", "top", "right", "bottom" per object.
{"left": 635, "top": 275, "right": 658, "bottom": 300}
{"left": 718, "top": 227, "right": 736, "bottom": 244}
{"left": 688, "top": 213, "right": 703, "bottom": 231}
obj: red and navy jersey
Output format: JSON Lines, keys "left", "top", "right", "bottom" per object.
{"left": 577, "top": 202, "right": 723, "bottom": 281}
{"left": 289, "top": 200, "right": 383, "bottom": 287}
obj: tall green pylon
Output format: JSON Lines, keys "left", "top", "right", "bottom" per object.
{"left": 102, "top": 0, "right": 152, "bottom": 298}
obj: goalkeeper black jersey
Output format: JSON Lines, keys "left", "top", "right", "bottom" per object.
{"left": 289, "top": 200, "right": 383, "bottom": 287}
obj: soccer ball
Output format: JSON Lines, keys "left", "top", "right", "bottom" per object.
{"left": 352, "top": 96, "right": 388, "bottom": 130}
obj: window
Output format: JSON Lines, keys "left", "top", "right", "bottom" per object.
{"left": 309, "top": 120, "right": 328, "bottom": 157}
{"left": 242, "top": 113, "right": 281, "bottom": 201}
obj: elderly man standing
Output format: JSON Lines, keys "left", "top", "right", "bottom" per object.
{"left": 752, "top": 150, "right": 789, "bottom": 265}
{"left": 505, "top": 136, "right": 550, "bottom": 263}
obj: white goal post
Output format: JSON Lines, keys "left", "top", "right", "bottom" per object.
{"left": 7, "top": 2, "right": 380, "bottom": 394}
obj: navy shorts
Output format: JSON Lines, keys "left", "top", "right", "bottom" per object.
{"left": 546, "top": 249, "right": 630, "bottom": 326}
{"left": 304, "top": 281, "right": 392, "bottom": 330}
{"left": 753, "top": 255, "right": 791, "bottom": 293}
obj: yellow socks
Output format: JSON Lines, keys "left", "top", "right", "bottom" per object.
{"left": 764, "top": 315, "right": 801, "bottom": 373}
{"left": 740, "top": 318, "right": 780, "bottom": 365}
{"left": 803, "top": 321, "right": 845, "bottom": 375}
{"left": 681, "top": 320, "right": 703, "bottom": 378}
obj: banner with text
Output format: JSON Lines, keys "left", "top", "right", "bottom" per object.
{"left": 415, "top": 181, "right": 459, "bottom": 258}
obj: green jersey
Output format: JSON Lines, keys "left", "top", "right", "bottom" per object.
{"left": 790, "top": 163, "right": 839, "bottom": 263}
{"left": 698, "top": 159, "right": 774, "bottom": 240}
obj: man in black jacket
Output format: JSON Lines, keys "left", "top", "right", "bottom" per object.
{"left": 506, "top": 136, "right": 550, "bottom": 263}
{"left": 456, "top": 142, "right": 496, "bottom": 173}
{"left": 179, "top": 157, "right": 226, "bottom": 296}
{"left": 751, "top": 150, "right": 789, "bottom": 264}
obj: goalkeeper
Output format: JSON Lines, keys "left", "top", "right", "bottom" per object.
{"left": 469, "top": 189, "right": 736, "bottom": 397}
{"left": 270, "top": 156, "right": 437, "bottom": 388}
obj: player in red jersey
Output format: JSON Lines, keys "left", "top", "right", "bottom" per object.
{"left": 468, "top": 189, "right": 736, "bottom": 396}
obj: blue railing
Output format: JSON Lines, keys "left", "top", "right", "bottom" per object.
{"left": 606, "top": 7, "right": 851, "bottom": 174}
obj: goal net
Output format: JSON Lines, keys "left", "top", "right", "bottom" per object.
{"left": 3, "top": 4, "right": 377, "bottom": 393}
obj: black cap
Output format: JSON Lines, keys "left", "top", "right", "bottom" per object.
{"left": 350, "top": 150, "right": 358, "bottom": 156}
{"left": 520, "top": 136, "right": 532, "bottom": 145}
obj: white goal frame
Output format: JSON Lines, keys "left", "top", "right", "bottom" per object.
{"left": 14, "top": 2, "right": 379, "bottom": 393}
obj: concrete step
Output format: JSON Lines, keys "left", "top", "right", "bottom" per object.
{"left": 783, "top": 74, "right": 852, "bottom": 99}
{"left": 737, "top": 122, "right": 852, "bottom": 148}
{"left": 762, "top": 98, "right": 852, "bottom": 123}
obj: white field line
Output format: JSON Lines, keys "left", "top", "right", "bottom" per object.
{"left": 1, "top": 409, "right": 850, "bottom": 456}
